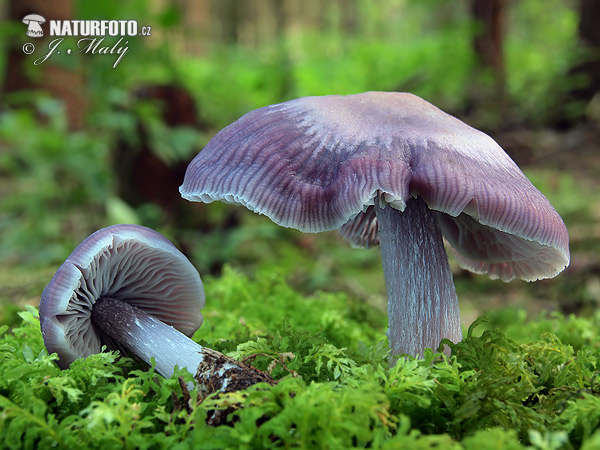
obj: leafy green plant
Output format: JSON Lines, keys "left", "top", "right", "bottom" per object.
{"left": 0, "top": 99, "right": 111, "bottom": 266}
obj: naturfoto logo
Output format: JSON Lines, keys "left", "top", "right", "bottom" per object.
{"left": 49, "top": 20, "right": 151, "bottom": 37}
{"left": 22, "top": 14, "right": 46, "bottom": 38}
{"left": 21, "top": 16, "right": 152, "bottom": 68}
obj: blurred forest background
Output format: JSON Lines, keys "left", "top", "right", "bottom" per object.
{"left": 0, "top": 0, "right": 599, "bottom": 330}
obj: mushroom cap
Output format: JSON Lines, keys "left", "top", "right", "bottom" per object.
{"left": 22, "top": 14, "right": 45, "bottom": 24}
{"left": 39, "top": 224, "right": 205, "bottom": 369}
{"left": 180, "top": 92, "right": 570, "bottom": 282}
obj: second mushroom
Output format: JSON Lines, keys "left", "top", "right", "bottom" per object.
{"left": 39, "top": 224, "right": 273, "bottom": 404}
{"left": 180, "top": 92, "right": 570, "bottom": 359}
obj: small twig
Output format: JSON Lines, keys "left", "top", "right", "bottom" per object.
{"left": 241, "top": 352, "right": 300, "bottom": 378}
{"left": 178, "top": 376, "right": 193, "bottom": 414}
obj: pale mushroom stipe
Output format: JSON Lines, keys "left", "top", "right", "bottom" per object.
{"left": 180, "top": 91, "right": 570, "bottom": 359}
{"left": 39, "top": 224, "right": 273, "bottom": 404}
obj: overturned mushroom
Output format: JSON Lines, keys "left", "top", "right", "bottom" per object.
{"left": 180, "top": 92, "right": 570, "bottom": 359}
{"left": 39, "top": 224, "right": 273, "bottom": 400}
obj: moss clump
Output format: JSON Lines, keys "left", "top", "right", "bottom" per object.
{"left": 1, "top": 267, "right": 599, "bottom": 449}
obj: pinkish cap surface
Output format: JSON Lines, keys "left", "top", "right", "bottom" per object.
{"left": 39, "top": 224, "right": 205, "bottom": 369}
{"left": 180, "top": 92, "right": 570, "bottom": 281}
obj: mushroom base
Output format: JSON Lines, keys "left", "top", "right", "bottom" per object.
{"left": 375, "top": 196, "right": 462, "bottom": 359}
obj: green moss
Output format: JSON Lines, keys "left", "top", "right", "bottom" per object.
{"left": 1, "top": 269, "right": 599, "bottom": 449}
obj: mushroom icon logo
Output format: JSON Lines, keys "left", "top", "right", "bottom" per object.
{"left": 22, "top": 14, "right": 46, "bottom": 37}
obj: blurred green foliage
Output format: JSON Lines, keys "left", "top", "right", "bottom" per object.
{"left": 505, "top": 0, "right": 579, "bottom": 123}
{"left": 0, "top": 98, "right": 110, "bottom": 265}
{"left": 0, "top": 0, "right": 582, "bottom": 268}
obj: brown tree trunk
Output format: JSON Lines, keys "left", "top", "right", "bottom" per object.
{"left": 470, "top": 0, "right": 506, "bottom": 119}
{"left": 215, "top": 0, "right": 240, "bottom": 44}
{"left": 2, "top": 0, "right": 86, "bottom": 129}
{"left": 472, "top": 0, "right": 505, "bottom": 76}
{"left": 560, "top": 0, "right": 600, "bottom": 126}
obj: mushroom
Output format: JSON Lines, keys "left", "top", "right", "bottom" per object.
{"left": 40, "top": 224, "right": 273, "bottom": 400}
{"left": 179, "top": 92, "right": 570, "bottom": 359}
{"left": 22, "top": 14, "right": 46, "bottom": 38}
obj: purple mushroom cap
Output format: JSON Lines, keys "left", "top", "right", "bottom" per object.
{"left": 180, "top": 92, "right": 570, "bottom": 358}
{"left": 180, "top": 92, "right": 569, "bottom": 281}
{"left": 39, "top": 224, "right": 205, "bottom": 369}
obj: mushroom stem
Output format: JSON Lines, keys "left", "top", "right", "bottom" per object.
{"left": 91, "top": 298, "right": 274, "bottom": 397}
{"left": 375, "top": 196, "right": 462, "bottom": 359}
{"left": 92, "top": 297, "right": 203, "bottom": 378}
